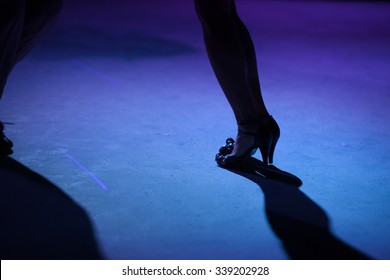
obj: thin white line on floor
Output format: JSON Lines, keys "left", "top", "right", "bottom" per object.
{"left": 65, "top": 153, "right": 109, "bottom": 191}
{"left": 254, "top": 169, "right": 266, "bottom": 178}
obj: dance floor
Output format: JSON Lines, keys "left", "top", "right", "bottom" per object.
{"left": 1, "top": 0, "right": 389, "bottom": 259}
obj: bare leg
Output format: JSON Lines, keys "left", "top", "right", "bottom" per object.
{"left": 195, "top": 0, "right": 278, "bottom": 165}
{"left": 194, "top": 0, "right": 269, "bottom": 124}
{"left": 232, "top": 5, "right": 269, "bottom": 118}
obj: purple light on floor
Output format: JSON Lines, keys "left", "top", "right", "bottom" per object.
{"left": 71, "top": 60, "right": 120, "bottom": 88}
{"left": 65, "top": 153, "right": 109, "bottom": 191}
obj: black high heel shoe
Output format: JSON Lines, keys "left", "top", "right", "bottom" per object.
{"left": 0, "top": 121, "right": 13, "bottom": 155}
{"left": 215, "top": 115, "right": 280, "bottom": 167}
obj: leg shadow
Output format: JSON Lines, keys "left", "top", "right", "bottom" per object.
{"left": 225, "top": 157, "right": 371, "bottom": 260}
{"left": 0, "top": 156, "right": 102, "bottom": 260}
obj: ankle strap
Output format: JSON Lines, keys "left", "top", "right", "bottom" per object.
{"left": 237, "top": 115, "right": 272, "bottom": 125}
{"left": 237, "top": 115, "right": 273, "bottom": 134}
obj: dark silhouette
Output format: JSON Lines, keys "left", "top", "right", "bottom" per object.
{"left": 197, "top": 0, "right": 371, "bottom": 259}
{"left": 0, "top": 0, "right": 62, "bottom": 154}
{"left": 0, "top": 156, "right": 102, "bottom": 259}
{"left": 225, "top": 158, "right": 371, "bottom": 260}
{"left": 195, "top": 0, "right": 279, "bottom": 167}
{"left": 0, "top": 121, "right": 13, "bottom": 155}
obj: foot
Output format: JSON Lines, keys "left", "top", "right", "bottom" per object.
{"left": 215, "top": 115, "right": 279, "bottom": 167}
{"left": 229, "top": 130, "right": 257, "bottom": 157}
{"left": 216, "top": 122, "right": 261, "bottom": 166}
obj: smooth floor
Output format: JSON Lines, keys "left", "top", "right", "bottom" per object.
{"left": 1, "top": 0, "right": 389, "bottom": 259}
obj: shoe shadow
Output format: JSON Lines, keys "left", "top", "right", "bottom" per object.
{"left": 0, "top": 156, "right": 102, "bottom": 260}
{"left": 225, "top": 157, "right": 371, "bottom": 260}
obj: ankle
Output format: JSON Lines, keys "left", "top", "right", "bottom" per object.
{"left": 237, "top": 115, "right": 273, "bottom": 134}
{"left": 237, "top": 120, "right": 259, "bottom": 134}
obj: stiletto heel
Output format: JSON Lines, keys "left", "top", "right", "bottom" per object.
{"left": 269, "top": 141, "right": 276, "bottom": 164}
{"left": 259, "top": 140, "right": 271, "bottom": 166}
{"left": 268, "top": 116, "right": 280, "bottom": 165}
